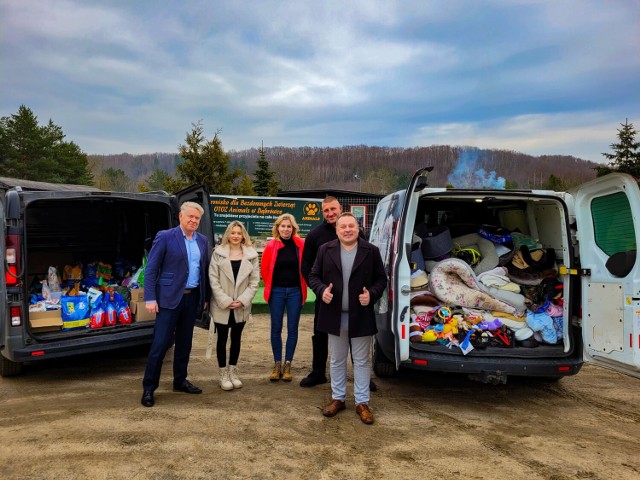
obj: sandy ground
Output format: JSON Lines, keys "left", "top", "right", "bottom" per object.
{"left": 1, "top": 313, "right": 639, "bottom": 480}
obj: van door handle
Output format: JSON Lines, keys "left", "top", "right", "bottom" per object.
{"left": 400, "top": 285, "right": 411, "bottom": 295}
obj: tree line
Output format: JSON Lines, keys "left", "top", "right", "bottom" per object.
{"left": 1, "top": 105, "right": 639, "bottom": 195}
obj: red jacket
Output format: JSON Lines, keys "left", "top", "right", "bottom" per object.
{"left": 261, "top": 235, "right": 307, "bottom": 304}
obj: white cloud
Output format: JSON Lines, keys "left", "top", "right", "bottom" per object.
{"left": 410, "top": 112, "right": 620, "bottom": 161}
{"left": 0, "top": 0, "right": 637, "bottom": 158}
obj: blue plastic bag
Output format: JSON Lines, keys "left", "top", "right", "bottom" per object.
{"left": 61, "top": 295, "right": 90, "bottom": 321}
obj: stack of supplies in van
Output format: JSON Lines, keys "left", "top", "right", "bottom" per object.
{"left": 28, "top": 257, "right": 146, "bottom": 333}
{"left": 410, "top": 225, "right": 564, "bottom": 353}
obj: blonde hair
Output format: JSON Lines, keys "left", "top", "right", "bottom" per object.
{"left": 272, "top": 213, "right": 300, "bottom": 240}
{"left": 220, "top": 220, "right": 253, "bottom": 247}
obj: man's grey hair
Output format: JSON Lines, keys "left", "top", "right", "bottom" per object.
{"left": 180, "top": 201, "right": 204, "bottom": 215}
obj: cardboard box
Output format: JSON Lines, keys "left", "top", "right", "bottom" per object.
{"left": 29, "top": 310, "right": 63, "bottom": 332}
{"left": 130, "top": 301, "right": 156, "bottom": 322}
{"left": 129, "top": 288, "right": 145, "bottom": 302}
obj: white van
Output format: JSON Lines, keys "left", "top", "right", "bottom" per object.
{"left": 0, "top": 179, "right": 212, "bottom": 376}
{"left": 369, "top": 167, "right": 640, "bottom": 383}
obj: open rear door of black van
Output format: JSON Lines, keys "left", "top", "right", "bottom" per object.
{"left": 574, "top": 172, "right": 640, "bottom": 378}
{"left": 0, "top": 191, "right": 6, "bottom": 334}
{"left": 175, "top": 185, "right": 213, "bottom": 247}
{"left": 175, "top": 185, "right": 212, "bottom": 329}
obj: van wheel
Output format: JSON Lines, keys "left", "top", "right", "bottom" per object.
{"left": 373, "top": 340, "right": 396, "bottom": 378}
{"left": 1, "top": 357, "right": 23, "bottom": 377}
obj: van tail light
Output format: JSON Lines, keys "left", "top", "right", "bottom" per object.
{"left": 5, "top": 234, "right": 20, "bottom": 286}
{"left": 10, "top": 306, "right": 22, "bottom": 327}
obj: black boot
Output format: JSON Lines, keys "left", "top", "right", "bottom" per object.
{"left": 300, "top": 334, "right": 328, "bottom": 387}
{"left": 300, "top": 369, "right": 328, "bottom": 387}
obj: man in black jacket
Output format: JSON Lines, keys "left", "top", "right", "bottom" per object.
{"left": 300, "top": 196, "right": 376, "bottom": 390}
{"left": 308, "top": 212, "right": 386, "bottom": 423}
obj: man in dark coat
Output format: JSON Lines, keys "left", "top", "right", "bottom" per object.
{"left": 309, "top": 212, "right": 387, "bottom": 424}
{"left": 300, "top": 196, "right": 373, "bottom": 388}
{"left": 300, "top": 196, "right": 343, "bottom": 386}
{"left": 141, "top": 201, "right": 210, "bottom": 407}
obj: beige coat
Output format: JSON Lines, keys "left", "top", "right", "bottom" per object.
{"left": 208, "top": 244, "right": 260, "bottom": 325}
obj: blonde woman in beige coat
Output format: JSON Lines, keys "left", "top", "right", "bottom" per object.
{"left": 207, "top": 221, "right": 260, "bottom": 391}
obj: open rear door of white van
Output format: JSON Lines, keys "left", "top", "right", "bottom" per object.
{"left": 390, "top": 167, "right": 434, "bottom": 368}
{"left": 574, "top": 172, "right": 640, "bottom": 378}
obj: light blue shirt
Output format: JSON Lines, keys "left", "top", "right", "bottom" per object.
{"left": 182, "top": 230, "right": 201, "bottom": 289}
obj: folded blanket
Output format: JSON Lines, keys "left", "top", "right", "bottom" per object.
{"left": 491, "top": 311, "right": 527, "bottom": 329}
{"left": 429, "top": 258, "right": 524, "bottom": 316}
{"left": 478, "top": 267, "right": 521, "bottom": 292}
{"left": 476, "top": 266, "right": 526, "bottom": 312}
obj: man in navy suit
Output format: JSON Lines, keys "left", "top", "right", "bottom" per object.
{"left": 141, "top": 201, "right": 210, "bottom": 407}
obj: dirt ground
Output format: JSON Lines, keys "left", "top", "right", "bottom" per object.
{"left": 1, "top": 313, "right": 639, "bottom": 480}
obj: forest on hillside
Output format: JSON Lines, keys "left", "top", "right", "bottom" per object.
{"left": 89, "top": 145, "right": 600, "bottom": 194}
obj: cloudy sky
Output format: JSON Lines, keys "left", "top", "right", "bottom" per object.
{"left": 1, "top": 0, "right": 638, "bottom": 162}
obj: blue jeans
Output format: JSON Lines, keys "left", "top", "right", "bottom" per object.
{"left": 269, "top": 286, "right": 303, "bottom": 362}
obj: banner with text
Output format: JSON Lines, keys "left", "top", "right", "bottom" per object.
{"left": 210, "top": 195, "right": 323, "bottom": 249}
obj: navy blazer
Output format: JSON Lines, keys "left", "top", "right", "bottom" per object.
{"left": 143, "top": 226, "right": 210, "bottom": 310}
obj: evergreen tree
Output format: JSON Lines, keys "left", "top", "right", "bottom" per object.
{"left": 0, "top": 105, "right": 93, "bottom": 185}
{"left": 253, "top": 145, "right": 279, "bottom": 195}
{"left": 94, "top": 167, "right": 134, "bottom": 192}
{"left": 138, "top": 168, "right": 170, "bottom": 192}
{"left": 164, "top": 122, "right": 239, "bottom": 194}
{"left": 234, "top": 173, "right": 256, "bottom": 195}
{"left": 540, "top": 174, "right": 567, "bottom": 191}
{"left": 363, "top": 168, "right": 395, "bottom": 194}
{"left": 597, "top": 119, "right": 640, "bottom": 177}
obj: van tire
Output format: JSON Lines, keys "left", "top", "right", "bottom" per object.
{"left": 373, "top": 339, "right": 397, "bottom": 378}
{"left": 1, "top": 357, "right": 23, "bottom": 377}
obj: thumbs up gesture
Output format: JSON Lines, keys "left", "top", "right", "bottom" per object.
{"left": 322, "top": 283, "right": 334, "bottom": 304}
{"left": 359, "top": 286, "right": 370, "bottom": 306}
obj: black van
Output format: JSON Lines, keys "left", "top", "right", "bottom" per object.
{"left": 0, "top": 178, "right": 211, "bottom": 376}
{"left": 369, "top": 167, "right": 640, "bottom": 383}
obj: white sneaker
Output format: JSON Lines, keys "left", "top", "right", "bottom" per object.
{"left": 219, "top": 367, "right": 233, "bottom": 391}
{"left": 228, "top": 364, "right": 243, "bottom": 389}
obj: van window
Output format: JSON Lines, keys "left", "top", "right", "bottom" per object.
{"left": 591, "top": 191, "right": 636, "bottom": 255}
{"left": 370, "top": 194, "right": 402, "bottom": 273}
{"left": 370, "top": 193, "right": 403, "bottom": 316}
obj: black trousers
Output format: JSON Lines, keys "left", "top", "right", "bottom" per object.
{"left": 215, "top": 317, "right": 245, "bottom": 368}
{"left": 311, "top": 300, "right": 329, "bottom": 374}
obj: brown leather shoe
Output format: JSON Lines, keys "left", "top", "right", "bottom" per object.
{"left": 356, "top": 403, "right": 374, "bottom": 424}
{"left": 322, "top": 399, "right": 346, "bottom": 417}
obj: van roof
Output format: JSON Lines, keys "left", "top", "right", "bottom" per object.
{"left": 0, "top": 176, "right": 103, "bottom": 192}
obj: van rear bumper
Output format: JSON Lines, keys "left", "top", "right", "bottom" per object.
{"left": 403, "top": 351, "right": 583, "bottom": 379}
{"left": 8, "top": 328, "right": 154, "bottom": 363}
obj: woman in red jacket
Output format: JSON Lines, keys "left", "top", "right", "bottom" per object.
{"left": 261, "top": 213, "right": 307, "bottom": 382}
